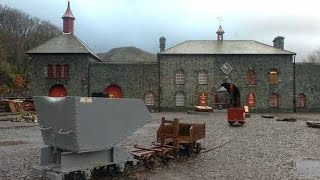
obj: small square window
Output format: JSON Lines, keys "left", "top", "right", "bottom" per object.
{"left": 198, "top": 72, "right": 207, "bottom": 85}
{"left": 176, "top": 93, "right": 184, "bottom": 106}
{"left": 176, "top": 72, "right": 184, "bottom": 85}
{"left": 145, "top": 93, "right": 155, "bottom": 106}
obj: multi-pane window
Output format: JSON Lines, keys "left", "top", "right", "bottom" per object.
{"left": 176, "top": 93, "right": 185, "bottom": 107}
{"left": 247, "top": 70, "right": 256, "bottom": 85}
{"left": 47, "top": 64, "right": 54, "bottom": 78}
{"left": 55, "top": 65, "right": 61, "bottom": 78}
{"left": 246, "top": 92, "right": 256, "bottom": 107}
{"left": 297, "top": 93, "right": 306, "bottom": 108}
{"left": 46, "top": 64, "right": 69, "bottom": 79}
{"left": 198, "top": 71, "right": 207, "bottom": 85}
{"left": 269, "top": 70, "right": 278, "bottom": 85}
{"left": 269, "top": 93, "right": 279, "bottom": 108}
{"left": 64, "top": 64, "right": 70, "bottom": 78}
{"left": 145, "top": 92, "right": 155, "bottom": 106}
{"left": 176, "top": 71, "right": 184, "bottom": 85}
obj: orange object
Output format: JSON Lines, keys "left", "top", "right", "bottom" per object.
{"left": 104, "top": 85, "right": 122, "bottom": 98}
{"left": 49, "top": 84, "right": 67, "bottom": 97}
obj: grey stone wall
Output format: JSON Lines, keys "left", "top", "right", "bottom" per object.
{"left": 28, "top": 54, "right": 90, "bottom": 96}
{"left": 296, "top": 63, "right": 320, "bottom": 112}
{"left": 89, "top": 62, "right": 159, "bottom": 111}
{"left": 158, "top": 54, "right": 294, "bottom": 112}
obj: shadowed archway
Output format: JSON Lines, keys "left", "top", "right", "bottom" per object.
{"left": 221, "top": 83, "right": 241, "bottom": 108}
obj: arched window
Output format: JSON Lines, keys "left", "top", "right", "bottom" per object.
{"left": 176, "top": 93, "right": 185, "bottom": 107}
{"left": 247, "top": 70, "right": 256, "bottom": 85}
{"left": 198, "top": 71, "right": 207, "bottom": 85}
{"left": 297, "top": 93, "right": 306, "bottom": 108}
{"left": 269, "top": 70, "right": 279, "bottom": 85}
{"left": 64, "top": 64, "right": 70, "bottom": 78}
{"left": 246, "top": 92, "right": 256, "bottom": 107}
{"left": 269, "top": 93, "right": 279, "bottom": 108}
{"left": 55, "top": 65, "right": 61, "bottom": 78}
{"left": 47, "top": 64, "right": 54, "bottom": 78}
{"left": 176, "top": 71, "right": 184, "bottom": 85}
{"left": 145, "top": 92, "right": 155, "bottom": 106}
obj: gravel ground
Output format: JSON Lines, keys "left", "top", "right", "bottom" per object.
{"left": 1, "top": 112, "right": 320, "bottom": 180}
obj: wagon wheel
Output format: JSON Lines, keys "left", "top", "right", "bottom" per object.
{"left": 184, "top": 144, "right": 193, "bottom": 157}
{"left": 194, "top": 143, "right": 202, "bottom": 154}
{"left": 162, "top": 151, "right": 173, "bottom": 165}
{"left": 144, "top": 154, "right": 156, "bottom": 169}
{"left": 228, "top": 121, "right": 234, "bottom": 126}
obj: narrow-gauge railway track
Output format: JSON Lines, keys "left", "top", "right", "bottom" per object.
{"left": 102, "top": 137, "right": 236, "bottom": 179}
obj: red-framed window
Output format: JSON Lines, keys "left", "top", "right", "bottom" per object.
{"left": 269, "top": 93, "right": 279, "bottom": 108}
{"left": 247, "top": 70, "right": 256, "bottom": 85}
{"left": 297, "top": 93, "right": 306, "bottom": 108}
{"left": 64, "top": 64, "right": 70, "bottom": 78}
{"left": 55, "top": 65, "right": 61, "bottom": 78}
{"left": 47, "top": 64, "right": 54, "bottom": 78}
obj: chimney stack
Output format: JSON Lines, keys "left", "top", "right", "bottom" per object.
{"left": 62, "top": 1, "right": 75, "bottom": 34}
{"left": 159, "top": 36, "right": 166, "bottom": 52}
{"left": 273, "top": 36, "right": 284, "bottom": 50}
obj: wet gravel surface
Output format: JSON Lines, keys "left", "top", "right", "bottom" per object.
{"left": 1, "top": 112, "right": 320, "bottom": 180}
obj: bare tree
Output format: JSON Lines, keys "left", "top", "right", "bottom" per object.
{"left": 304, "top": 49, "right": 320, "bottom": 63}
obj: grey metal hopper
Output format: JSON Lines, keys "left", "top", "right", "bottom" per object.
{"left": 33, "top": 96, "right": 152, "bottom": 153}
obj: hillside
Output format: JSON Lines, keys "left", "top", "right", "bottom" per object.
{"left": 98, "top": 46, "right": 157, "bottom": 63}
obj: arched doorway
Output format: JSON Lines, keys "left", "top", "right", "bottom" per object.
{"left": 213, "top": 86, "right": 229, "bottom": 109}
{"left": 49, "top": 84, "right": 67, "bottom": 97}
{"left": 104, "top": 84, "right": 122, "bottom": 98}
{"left": 221, "top": 83, "right": 241, "bottom": 108}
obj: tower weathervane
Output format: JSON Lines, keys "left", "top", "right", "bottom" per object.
{"left": 217, "top": 16, "right": 223, "bottom": 26}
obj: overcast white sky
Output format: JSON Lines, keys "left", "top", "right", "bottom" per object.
{"left": 1, "top": 0, "right": 320, "bottom": 61}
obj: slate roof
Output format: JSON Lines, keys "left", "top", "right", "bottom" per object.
{"left": 27, "top": 33, "right": 101, "bottom": 61}
{"left": 159, "top": 40, "right": 295, "bottom": 55}
{"left": 98, "top": 46, "right": 157, "bottom": 63}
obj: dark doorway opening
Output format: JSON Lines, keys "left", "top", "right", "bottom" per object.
{"left": 221, "top": 83, "right": 241, "bottom": 108}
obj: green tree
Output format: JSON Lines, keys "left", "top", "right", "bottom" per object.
{"left": 0, "top": 4, "right": 61, "bottom": 91}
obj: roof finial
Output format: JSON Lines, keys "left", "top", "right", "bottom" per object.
{"left": 216, "top": 17, "right": 225, "bottom": 41}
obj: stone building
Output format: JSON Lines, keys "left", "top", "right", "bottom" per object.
{"left": 27, "top": 2, "right": 320, "bottom": 112}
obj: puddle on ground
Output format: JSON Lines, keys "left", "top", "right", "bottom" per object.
{"left": 295, "top": 158, "right": 320, "bottom": 178}
{"left": 0, "top": 140, "right": 26, "bottom": 146}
